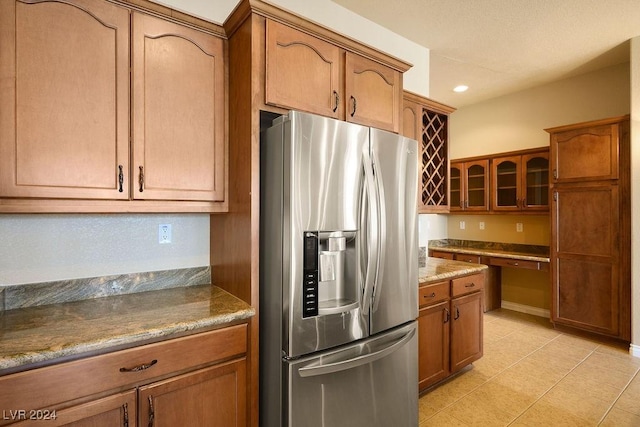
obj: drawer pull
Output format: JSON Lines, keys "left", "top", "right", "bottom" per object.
{"left": 464, "top": 283, "right": 475, "bottom": 288}
{"left": 509, "top": 261, "right": 519, "bottom": 266}
{"left": 424, "top": 292, "right": 436, "bottom": 299}
{"left": 444, "top": 307, "right": 450, "bottom": 323}
{"left": 120, "top": 359, "right": 157, "bottom": 373}
{"left": 123, "top": 402, "right": 129, "bottom": 427}
{"left": 454, "top": 306, "right": 460, "bottom": 320}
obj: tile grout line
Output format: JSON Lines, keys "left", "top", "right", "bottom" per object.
{"left": 596, "top": 362, "right": 640, "bottom": 426}
{"left": 504, "top": 332, "right": 598, "bottom": 426}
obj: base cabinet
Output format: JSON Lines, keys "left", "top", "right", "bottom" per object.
{"left": 418, "top": 273, "right": 484, "bottom": 392}
{"left": 0, "top": 325, "right": 248, "bottom": 427}
{"left": 139, "top": 359, "right": 246, "bottom": 427}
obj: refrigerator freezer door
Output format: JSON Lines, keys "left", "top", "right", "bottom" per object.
{"left": 285, "top": 321, "right": 418, "bottom": 427}
{"left": 369, "top": 129, "right": 418, "bottom": 334}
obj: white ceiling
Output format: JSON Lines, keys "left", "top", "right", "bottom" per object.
{"left": 332, "top": 0, "right": 640, "bottom": 108}
{"left": 172, "top": 0, "right": 640, "bottom": 109}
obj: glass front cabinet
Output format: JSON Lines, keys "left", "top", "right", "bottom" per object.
{"left": 450, "top": 160, "right": 489, "bottom": 212}
{"left": 491, "top": 150, "right": 549, "bottom": 212}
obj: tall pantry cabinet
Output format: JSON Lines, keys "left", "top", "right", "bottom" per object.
{"left": 547, "top": 116, "right": 631, "bottom": 341}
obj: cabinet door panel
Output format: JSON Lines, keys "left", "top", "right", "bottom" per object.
{"left": 450, "top": 292, "right": 483, "bottom": 372}
{"left": 13, "top": 390, "right": 137, "bottom": 427}
{"left": 492, "top": 156, "right": 520, "bottom": 211}
{"left": 551, "top": 124, "right": 618, "bottom": 182}
{"left": 464, "top": 160, "right": 489, "bottom": 211}
{"left": 0, "top": 0, "right": 129, "bottom": 199}
{"left": 132, "top": 12, "right": 225, "bottom": 201}
{"left": 418, "top": 301, "right": 450, "bottom": 390}
{"left": 265, "top": 20, "right": 341, "bottom": 118}
{"left": 139, "top": 359, "right": 246, "bottom": 427}
{"left": 522, "top": 152, "right": 549, "bottom": 210}
{"left": 345, "top": 53, "right": 400, "bottom": 132}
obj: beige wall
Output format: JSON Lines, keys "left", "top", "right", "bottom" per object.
{"left": 446, "top": 62, "right": 630, "bottom": 315}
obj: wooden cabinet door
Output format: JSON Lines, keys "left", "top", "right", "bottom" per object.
{"left": 402, "top": 98, "right": 420, "bottom": 140}
{"left": 345, "top": 52, "right": 401, "bottom": 133}
{"left": 521, "top": 151, "right": 549, "bottom": 211}
{"left": 550, "top": 123, "right": 619, "bottom": 183}
{"left": 12, "top": 390, "right": 137, "bottom": 427}
{"left": 132, "top": 12, "right": 225, "bottom": 202}
{"left": 0, "top": 0, "right": 130, "bottom": 200}
{"left": 464, "top": 160, "right": 489, "bottom": 211}
{"left": 418, "top": 301, "right": 450, "bottom": 391}
{"left": 491, "top": 155, "right": 521, "bottom": 211}
{"left": 551, "top": 183, "right": 621, "bottom": 337}
{"left": 450, "top": 292, "right": 483, "bottom": 373}
{"left": 265, "top": 20, "right": 342, "bottom": 119}
{"left": 139, "top": 358, "right": 246, "bottom": 427}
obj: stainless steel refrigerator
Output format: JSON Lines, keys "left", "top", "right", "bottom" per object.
{"left": 260, "top": 110, "right": 418, "bottom": 427}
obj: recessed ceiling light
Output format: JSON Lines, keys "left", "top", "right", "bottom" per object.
{"left": 453, "top": 85, "right": 469, "bottom": 93}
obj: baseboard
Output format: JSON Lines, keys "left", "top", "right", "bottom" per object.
{"left": 630, "top": 343, "right": 640, "bottom": 358}
{"left": 500, "top": 300, "right": 550, "bottom": 318}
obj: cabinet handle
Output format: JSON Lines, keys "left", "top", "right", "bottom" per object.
{"left": 553, "top": 191, "right": 558, "bottom": 202}
{"left": 424, "top": 292, "right": 436, "bottom": 299}
{"left": 118, "top": 165, "right": 124, "bottom": 193}
{"left": 459, "top": 200, "right": 463, "bottom": 208}
{"left": 444, "top": 307, "right": 450, "bottom": 323}
{"left": 553, "top": 169, "right": 558, "bottom": 179}
{"left": 123, "top": 403, "right": 129, "bottom": 427}
{"left": 465, "top": 200, "right": 469, "bottom": 208}
{"left": 148, "top": 396, "right": 155, "bottom": 427}
{"left": 350, "top": 95, "right": 357, "bottom": 117}
{"left": 464, "top": 282, "right": 476, "bottom": 288}
{"left": 454, "top": 306, "right": 460, "bottom": 320}
{"left": 333, "top": 90, "right": 339, "bottom": 112}
{"left": 508, "top": 261, "right": 519, "bottom": 266}
{"left": 138, "top": 166, "right": 144, "bottom": 192}
{"left": 120, "top": 359, "right": 157, "bottom": 373}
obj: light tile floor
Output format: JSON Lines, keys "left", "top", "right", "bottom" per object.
{"left": 419, "top": 309, "right": 640, "bottom": 426}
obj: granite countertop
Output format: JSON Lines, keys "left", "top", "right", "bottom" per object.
{"left": 429, "top": 239, "right": 550, "bottom": 263}
{"left": 0, "top": 285, "right": 255, "bottom": 374}
{"left": 419, "top": 257, "right": 488, "bottom": 285}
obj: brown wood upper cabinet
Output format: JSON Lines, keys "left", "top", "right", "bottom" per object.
{"left": 550, "top": 120, "right": 620, "bottom": 183}
{"left": 403, "top": 92, "right": 455, "bottom": 214}
{"left": 265, "top": 20, "right": 402, "bottom": 133}
{"left": 0, "top": 0, "right": 227, "bottom": 211}
{"left": 0, "top": 0, "right": 130, "bottom": 200}
{"left": 491, "top": 150, "right": 549, "bottom": 212}
{"left": 132, "top": 12, "right": 226, "bottom": 202}
{"left": 450, "top": 160, "right": 489, "bottom": 212}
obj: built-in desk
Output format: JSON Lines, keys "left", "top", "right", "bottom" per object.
{"left": 429, "top": 239, "right": 549, "bottom": 312}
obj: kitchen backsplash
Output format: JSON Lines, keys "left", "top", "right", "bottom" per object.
{"left": 0, "top": 266, "right": 211, "bottom": 311}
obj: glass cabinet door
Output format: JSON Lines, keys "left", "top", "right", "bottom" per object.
{"left": 522, "top": 152, "right": 549, "bottom": 210}
{"left": 492, "top": 156, "right": 521, "bottom": 211}
{"left": 464, "top": 160, "right": 489, "bottom": 211}
{"left": 450, "top": 163, "right": 463, "bottom": 211}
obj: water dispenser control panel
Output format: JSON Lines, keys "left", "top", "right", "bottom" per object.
{"left": 303, "top": 232, "right": 319, "bottom": 317}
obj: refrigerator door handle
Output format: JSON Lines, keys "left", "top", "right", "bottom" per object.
{"left": 361, "top": 147, "right": 379, "bottom": 314}
{"left": 297, "top": 327, "right": 416, "bottom": 377}
{"left": 370, "top": 148, "right": 387, "bottom": 311}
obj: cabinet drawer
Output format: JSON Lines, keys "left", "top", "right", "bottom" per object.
{"left": 419, "top": 281, "right": 450, "bottom": 307}
{"left": 454, "top": 254, "right": 482, "bottom": 264}
{"left": 451, "top": 273, "right": 484, "bottom": 297}
{"left": 430, "top": 250, "right": 455, "bottom": 260}
{"left": 489, "top": 257, "right": 542, "bottom": 270}
{"left": 0, "top": 324, "right": 247, "bottom": 416}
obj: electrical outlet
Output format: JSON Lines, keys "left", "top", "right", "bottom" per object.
{"left": 516, "top": 223, "right": 523, "bottom": 233}
{"left": 159, "top": 224, "right": 172, "bottom": 244}
{"left": 479, "top": 221, "right": 485, "bottom": 230}
{"left": 459, "top": 221, "right": 465, "bottom": 230}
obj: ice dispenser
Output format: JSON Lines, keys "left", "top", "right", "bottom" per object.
{"left": 302, "top": 231, "right": 357, "bottom": 318}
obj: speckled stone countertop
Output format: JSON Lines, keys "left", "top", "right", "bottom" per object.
{"left": 429, "top": 239, "right": 550, "bottom": 263}
{"left": 0, "top": 285, "right": 254, "bottom": 373}
{"left": 419, "top": 257, "right": 488, "bottom": 285}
